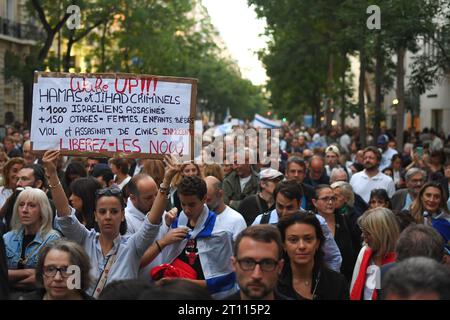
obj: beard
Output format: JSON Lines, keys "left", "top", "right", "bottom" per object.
{"left": 240, "top": 281, "right": 272, "bottom": 300}
{"left": 364, "top": 162, "right": 377, "bottom": 170}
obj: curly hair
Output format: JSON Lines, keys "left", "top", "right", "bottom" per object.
{"left": 177, "top": 176, "right": 207, "bottom": 200}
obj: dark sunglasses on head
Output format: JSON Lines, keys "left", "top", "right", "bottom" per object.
{"left": 95, "top": 187, "right": 122, "bottom": 197}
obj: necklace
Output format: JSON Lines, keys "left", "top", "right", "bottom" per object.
{"left": 18, "top": 236, "right": 40, "bottom": 266}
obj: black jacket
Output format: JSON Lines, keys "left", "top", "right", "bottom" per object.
{"left": 238, "top": 194, "right": 273, "bottom": 226}
{"left": 277, "top": 262, "right": 349, "bottom": 300}
{"left": 19, "top": 288, "right": 94, "bottom": 300}
{"left": 300, "top": 183, "right": 315, "bottom": 211}
{"left": 0, "top": 237, "right": 9, "bottom": 300}
{"left": 333, "top": 211, "right": 361, "bottom": 282}
{"left": 224, "top": 290, "right": 291, "bottom": 300}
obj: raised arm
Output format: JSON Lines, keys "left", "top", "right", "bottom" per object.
{"left": 146, "top": 155, "right": 180, "bottom": 225}
{"left": 42, "top": 150, "right": 71, "bottom": 216}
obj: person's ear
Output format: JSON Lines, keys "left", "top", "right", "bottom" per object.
{"left": 231, "top": 256, "right": 237, "bottom": 272}
{"left": 36, "top": 180, "right": 43, "bottom": 189}
{"left": 312, "top": 199, "right": 317, "bottom": 208}
{"left": 278, "top": 258, "right": 285, "bottom": 274}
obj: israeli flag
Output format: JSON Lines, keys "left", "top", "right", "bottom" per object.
{"left": 252, "top": 113, "right": 282, "bottom": 128}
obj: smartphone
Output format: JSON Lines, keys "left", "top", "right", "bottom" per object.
{"left": 416, "top": 146, "right": 423, "bottom": 159}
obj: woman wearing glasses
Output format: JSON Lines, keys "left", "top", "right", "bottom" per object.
{"left": 312, "top": 185, "right": 360, "bottom": 282}
{"left": 350, "top": 207, "right": 399, "bottom": 300}
{"left": 43, "top": 150, "right": 177, "bottom": 298}
{"left": 277, "top": 212, "right": 349, "bottom": 300}
{"left": 19, "top": 240, "right": 93, "bottom": 300}
{"left": 3, "top": 188, "right": 61, "bottom": 297}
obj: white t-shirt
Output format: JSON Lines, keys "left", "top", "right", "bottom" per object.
{"left": 215, "top": 206, "right": 247, "bottom": 241}
{"left": 350, "top": 170, "right": 395, "bottom": 203}
{"left": 239, "top": 176, "right": 251, "bottom": 191}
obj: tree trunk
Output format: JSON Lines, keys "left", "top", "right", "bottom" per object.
{"left": 358, "top": 48, "right": 367, "bottom": 147}
{"left": 326, "top": 54, "right": 334, "bottom": 129}
{"left": 374, "top": 32, "right": 383, "bottom": 141}
{"left": 340, "top": 51, "right": 346, "bottom": 129}
{"left": 395, "top": 46, "right": 406, "bottom": 152}
{"left": 63, "top": 32, "right": 75, "bottom": 72}
{"left": 23, "top": 78, "right": 33, "bottom": 125}
{"left": 100, "top": 21, "right": 108, "bottom": 72}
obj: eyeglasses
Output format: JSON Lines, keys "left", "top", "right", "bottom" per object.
{"left": 237, "top": 258, "right": 279, "bottom": 272}
{"left": 95, "top": 187, "right": 122, "bottom": 197}
{"left": 317, "top": 196, "right": 337, "bottom": 203}
{"left": 43, "top": 265, "right": 72, "bottom": 278}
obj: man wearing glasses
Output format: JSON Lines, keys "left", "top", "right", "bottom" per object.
{"left": 226, "top": 225, "right": 289, "bottom": 300}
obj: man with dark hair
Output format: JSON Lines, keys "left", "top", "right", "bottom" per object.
{"left": 225, "top": 225, "right": 288, "bottom": 300}
{"left": 377, "top": 134, "right": 398, "bottom": 171}
{"left": 382, "top": 257, "right": 450, "bottom": 300}
{"left": 148, "top": 176, "right": 237, "bottom": 299}
{"left": 3, "top": 135, "right": 22, "bottom": 158}
{"left": 110, "top": 158, "right": 131, "bottom": 190}
{"left": 350, "top": 146, "right": 395, "bottom": 203}
{"left": 16, "top": 164, "right": 47, "bottom": 190}
{"left": 91, "top": 163, "right": 115, "bottom": 188}
{"left": 125, "top": 174, "right": 158, "bottom": 235}
{"left": 251, "top": 180, "right": 342, "bottom": 272}
{"left": 85, "top": 157, "right": 107, "bottom": 176}
{"left": 285, "top": 156, "right": 314, "bottom": 210}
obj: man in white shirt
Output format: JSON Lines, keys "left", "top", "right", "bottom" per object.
{"left": 205, "top": 176, "right": 247, "bottom": 241}
{"left": 378, "top": 135, "right": 398, "bottom": 171}
{"left": 350, "top": 146, "right": 395, "bottom": 204}
{"left": 125, "top": 174, "right": 158, "bottom": 235}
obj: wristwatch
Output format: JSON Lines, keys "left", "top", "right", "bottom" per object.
{"left": 159, "top": 183, "right": 171, "bottom": 195}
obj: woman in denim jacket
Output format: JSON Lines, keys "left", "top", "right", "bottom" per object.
{"left": 3, "top": 188, "right": 61, "bottom": 296}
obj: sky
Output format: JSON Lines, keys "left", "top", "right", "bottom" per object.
{"left": 202, "top": 0, "right": 268, "bottom": 86}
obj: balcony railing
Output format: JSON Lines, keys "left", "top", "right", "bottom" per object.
{"left": 0, "top": 17, "right": 45, "bottom": 41}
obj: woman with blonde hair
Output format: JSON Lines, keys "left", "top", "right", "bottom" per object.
{"left": 3, "top": 188, "right": 61, "bottom": 295}
{"left": 350, "top": 207, "right": 399, "bottom": 300}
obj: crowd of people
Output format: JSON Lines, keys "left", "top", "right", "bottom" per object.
{"left": 0, "top": 122, "right": 449, "bottom": 300}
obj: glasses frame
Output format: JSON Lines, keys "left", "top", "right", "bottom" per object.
{"left": 43, "top": 265, "right": 72, "bottom": 278}
{"left": 236, "top": 258, "right": 279, "bottom": 272}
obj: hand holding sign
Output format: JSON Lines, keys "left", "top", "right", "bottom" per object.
{"left": 42, "top": 150, "right": 60, "bottom": 177}
{"left": 31, "top": 72, "right": 197, "bottom": 161}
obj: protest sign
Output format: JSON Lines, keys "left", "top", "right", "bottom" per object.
{"left": 30, "top": 72, "right": 197, "bottom": 159}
